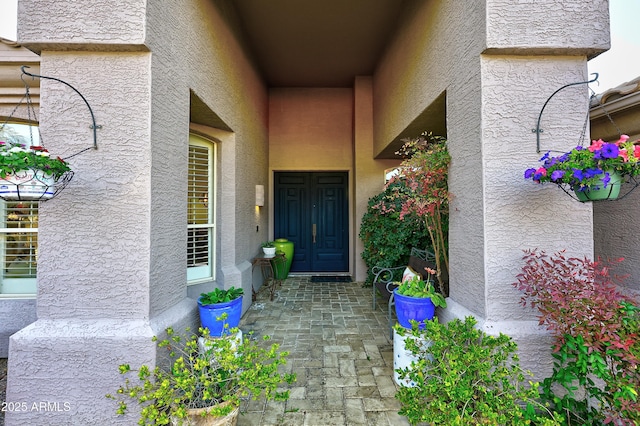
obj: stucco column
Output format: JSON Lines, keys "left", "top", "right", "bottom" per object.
{"left": 5, "top": 4, "right": 196, "bottom": 423}
{"left": 444, "top": 1, "right": 610, "bottom": 376}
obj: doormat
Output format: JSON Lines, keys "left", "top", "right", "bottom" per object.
{"left": 310, "top": 276, "right": 352, "bottom": 283}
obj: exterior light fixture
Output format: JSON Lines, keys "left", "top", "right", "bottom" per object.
{"left": 255, "top": 185, "right": 264, "bottom": 206}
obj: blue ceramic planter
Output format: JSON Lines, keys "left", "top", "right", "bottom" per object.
{"left": 393, "top": 289, "right": 435, "bottom": 330}
{"left": 198, "top": 296, "right": 242, "bottom": 337}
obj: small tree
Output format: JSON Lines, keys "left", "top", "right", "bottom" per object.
{"left": 379, "top": 132, "right": 450, "bottom": 295}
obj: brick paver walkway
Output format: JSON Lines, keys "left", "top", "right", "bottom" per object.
{"left": 0, "top": 277, "right": 408, "bottom": 426}
{"left": 237, "top": 276, "right": 408, "bottom": 426}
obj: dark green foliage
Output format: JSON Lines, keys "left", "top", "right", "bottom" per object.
{"left": 359, "top": 180, "right": 431, "bottom": 285}
{"left": 199, "top": 287, "right": 244, "bottom": 305}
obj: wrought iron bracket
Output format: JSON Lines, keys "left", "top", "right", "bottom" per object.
{"left": 532, "top": 73, "right": 599, "bottom": 153}
{"left": 21, "top": 65, "right": 100, "bottom": 154}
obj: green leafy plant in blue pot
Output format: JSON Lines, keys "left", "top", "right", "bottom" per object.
{"left": 394, "top": 274, "right": 446, "bottom": 330}
{"left": 198, "top": 286, "right": 244, "bottom": 337}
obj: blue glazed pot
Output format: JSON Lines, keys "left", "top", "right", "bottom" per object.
{"left": 393, "top": 289, "right": 435, "bottom": 330}
{"left": 198, "top": 296, "right": 243, "bottom": 337}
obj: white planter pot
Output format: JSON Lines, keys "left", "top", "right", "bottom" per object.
{"left": 393, "top": 327, "right": 432, "bottom": 387}
{"left": 262, "top": 247, "right": 276, "bottom": 257}
{"left": 0, "top": 170, "right": 56, "bottom": 201}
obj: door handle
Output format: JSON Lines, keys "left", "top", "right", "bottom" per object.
{"left": 312, "top": 223, "right": 317, "bottom": 244}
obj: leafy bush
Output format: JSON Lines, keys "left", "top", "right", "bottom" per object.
{"left": 395, "top": 317, "right": 561, "bottom": 425}
{"left": 514, "top": 249, "right": 640, "bottom": 425}
{"left": 359, "top": 179, "right": 430, "bottom": 284}
{"left": 107, "top": 327, "right": 295, "bottom": 425}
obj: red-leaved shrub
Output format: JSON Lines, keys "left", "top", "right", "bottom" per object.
{"left": 514, "top": 249, "right": 639, "bottom": 425}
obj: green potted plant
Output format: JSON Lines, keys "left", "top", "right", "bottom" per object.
{"left": 0, "top": 140, "right": 72, "bottom": 201}
{"left": 524, "top": 134, "right": 640, "bottom": 201}
{"left": 261, "top": 241, "right": 276, "bottom": 257}
{"left": 198, "top": 287, "right": 244, "bottom": 337}
{"left": 107, "top": 326, "right": 296, "bottom": 425}
{"left": 393, "top": 274, "right": 446, "bottom": 330}
{"left": 394, "top": 318, "right": 562, "bottom": 425}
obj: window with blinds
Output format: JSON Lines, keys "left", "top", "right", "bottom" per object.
{"left": 0, "top": 201, "right": 38, "bottom": 295}
{"left": 187, "top": 135, "right": 215, "bottom": 282}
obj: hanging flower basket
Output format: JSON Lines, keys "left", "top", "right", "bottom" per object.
{"left": 524, "top": 135, "right": 640, "bottom": 202}
{"left": 574, "top": 169, "right": 622, "bottom": 201}
{"left": 0, "top": 142, "right": 72, "bottom": 201}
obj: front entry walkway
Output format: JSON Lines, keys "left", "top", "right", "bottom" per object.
{"left": 238, "top": 276, "right": 409, "bottom": 426}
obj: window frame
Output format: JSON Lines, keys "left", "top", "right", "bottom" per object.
{"left": 187, "top": 134, "right": 216, "bottom": 283}
{"left": 0, "top": 123, "right": 40, "bottom": 298}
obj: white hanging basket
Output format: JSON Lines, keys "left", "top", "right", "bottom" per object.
{"left": 0, "top": 169, "right": 58, "bottom": 201}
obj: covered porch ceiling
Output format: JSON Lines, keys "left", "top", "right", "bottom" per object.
{"left": 233, "top": 0, "right": 408, "bottom": 88}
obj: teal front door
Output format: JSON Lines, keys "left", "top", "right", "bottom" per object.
{"left": 274, "top": 172, "right": 349, "bottom": 272}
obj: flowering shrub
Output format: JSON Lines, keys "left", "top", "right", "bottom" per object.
{"left": 0, "top": 140, "right": 71, "bottom": 179}
{"left": 514, "top": 250, "right": 640, "bottom": 425}
{"left": 524, "top": 135, "right": 640, "bottom": 191}
{"left": 378, "top": 133, "right": 450, "bottom": 295}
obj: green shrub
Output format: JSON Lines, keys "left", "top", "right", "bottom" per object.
{"left": 359, "top": 179, "right": 430, "bottom": 285}
{"left": 395, "top": 317, "right": 562, "bottom": 425}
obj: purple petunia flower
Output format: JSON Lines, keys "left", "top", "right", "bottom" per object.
{"left": 524, "top": 168, "right": 536, "bottom": 179}
{"left": 600, "top": 143, "right": 619, "bottom": 159}
{"left": 585, "top": 168, "right": 603, "bottom": 178}
{"left": 539, "top": 151, "right": 550, "bottom": 162}
{"left": 602, "top": 172, "right": 611, "bottom": 188}
{"left": 572, "top": 169, "right": 584, "bottom": 181}
{"left": 550, "top": 170, "right": 565, "bottom": 181}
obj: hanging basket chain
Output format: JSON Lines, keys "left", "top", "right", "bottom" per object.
{"left": 533, "top": 73, "right": 599, "bottom": 153}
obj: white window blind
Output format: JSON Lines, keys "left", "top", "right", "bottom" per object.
{"left": 187, "top": 136, "right": 215, "bottom": 282}
{"left": 0, "top": 201, "right": 38, "bottom": 295}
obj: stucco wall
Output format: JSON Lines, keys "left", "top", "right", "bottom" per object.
{"left": 372, "top": 0, "right": 609, "bottom": 377}
{"left": 353, "top": 77, "right": 400, "bottom": 282}
{"left": 7, "top": 0, "right": 269, "bottom": 424}
{"left": 269, "top": 88, "right": 354, "bottom": 171}
{"left": 0, "top": 299, "right": 35, "bottom": 357}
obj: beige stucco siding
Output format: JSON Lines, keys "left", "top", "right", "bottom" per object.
{"left": 7, "top": 1, "right": 270, "bottom": 423}
{"left": 480, "top": 55, "right": 595, "bottom": 321}
{"left": 373, "top": 0, "right": 463, "bottom": 157}
{"left": 17, "top": 0, "right": 147, "bottom": 49}
{"left": 485, "top": 0, "right": 610, "bottom": 55}
{"left": 269, "top": 88, "right": 354, "bottom": 171}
